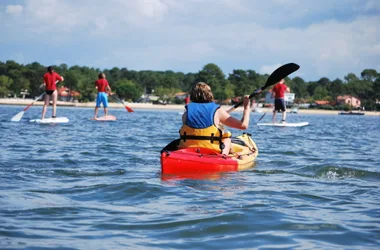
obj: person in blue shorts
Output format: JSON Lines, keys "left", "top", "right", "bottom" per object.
{"left": 94, "top": 73, "right": 112, "bottom": 119}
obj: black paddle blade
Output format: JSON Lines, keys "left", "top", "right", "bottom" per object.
{"left": 233, "top": 62, "right": 300, "bottom": 109}
{"left": 248, "top": 62, "right": 300, "bottom": 99}
{"left": 263, "top": 62, "right": 300, "bottom": 89}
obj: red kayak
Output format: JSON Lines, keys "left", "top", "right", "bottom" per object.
{"left": 160, "top": 133, "right": 258, "bottom": 175}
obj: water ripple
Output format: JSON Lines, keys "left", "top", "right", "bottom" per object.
{"left": 1, "top": 107, "right": 379, "bottom": 249}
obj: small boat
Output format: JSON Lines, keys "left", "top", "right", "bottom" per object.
{"left": 289, "top": 107, "right": 298, "bottom": 114}
{"left": 160, "top": 133, "right": 258, "bottom": 175}
{"left": 339, "top": 111, "right": 365, "bottom": 115}
{"left": 252, "top": 107, "right": 263, "bottom": 113}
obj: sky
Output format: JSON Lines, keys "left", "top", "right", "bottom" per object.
{"left": 0, "top": 0, "right": 379, "bottom": 81}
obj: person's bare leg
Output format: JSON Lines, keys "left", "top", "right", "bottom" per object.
{"left": 272, "top": 111, "right": 277, "bottom": 123}
{"left": 104, "top": 107, "right": 108, "bottom": 117}
{"left": 222, "top": 138, "right": 231, "bottom": 155}
{"left": 282, "top": 110, "right": 287, "bottom": 122}
{"left": 52, "top": 90, "right": 57, "bottom": 118}
{"left": 41, "top": 94, "right": 49, "bottom": 120}
{"left": 94, "top": 107, "right": 99, "bottom": 119}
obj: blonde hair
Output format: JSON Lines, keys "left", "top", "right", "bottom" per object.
{"left": 190, "top": 82, "right": 214, "bottom": 103}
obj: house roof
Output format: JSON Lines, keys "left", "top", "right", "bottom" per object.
{"left": 337, "top": 95, "right": 360, "bottom": 101}
{"left": 58, "top": 86, "right": 80, "bottom": 97}
{"left": 175, "top": 92, "right": 188, "bottom": 97}
{"left": 314, "top": 100, "right": 330, "bottom": 105}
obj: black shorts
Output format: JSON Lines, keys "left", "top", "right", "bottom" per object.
{"left": 46, "top": 90, "right": 55, "bottom": 95}
{"left": 274, "top": 99, "right": 286, "bottom": 112}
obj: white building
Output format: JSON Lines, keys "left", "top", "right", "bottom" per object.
{"left": 265, "top": 92, "right": 295, "bottom": 105}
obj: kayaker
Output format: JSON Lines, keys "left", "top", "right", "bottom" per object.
{"left": 41, "top": 66, "right": 64, "bottom": 120}
{"left": 271, "top": 79, "right": 290, "bottom": 123}
{"left": 94, "top": 73, "right": 112, "bottom": 119}
{"left": 179, "top": 82, "right": 251, "bottom": 155}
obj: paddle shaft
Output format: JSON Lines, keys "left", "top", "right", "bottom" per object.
{"left": 23, "top": 92, "right": 45, "bottom": 111}
{"left": 256, "top": 112, "right": 267, "bottom": 124}
{"left": 110, "top": 95, "right": 134, "bottom": 112}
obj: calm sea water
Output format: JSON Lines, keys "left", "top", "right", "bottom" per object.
{"left": 0, "top": 105, "right": 379, "bottom": 249}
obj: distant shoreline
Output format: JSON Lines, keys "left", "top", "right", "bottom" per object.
{"left": 1, "top": 98, "right": 378, "bottom": 116}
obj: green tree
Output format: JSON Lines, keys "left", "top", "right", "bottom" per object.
{"left": 361, "top": 69, "right": 377, "bottom": 82}
{"left": 291, "top": 76, "right": 308, "bottom": 99}
{"left": 155, "top": 86, "right": 182, "bottom": 101}
{"left": 313, "top": 86, "right": 329, "bottom": 100}
{"left": 115, "top": 79, "right": 143, "bottom": 102}
{"left": 329, "top": 79, "right": 343, "bottom": 100}
{"left": 197, "top": 63, "right": 226, "bottom": 90}
{"left": 196, "top": 63, "right": 231, "bottom": 101}
{"left": 317, "top": 77, "right": 331, "bottom": 87}
{"left": 228, "top": 69, "right": 247, "bottom": 95}
{"left": 182, "top": 73, "right": 197, "bottom": 92}
{"left": 374, "top": 77, "right": 380, "bottom": 100}
{"left": 344, "top": 73, "right": 359, "bottom": 83}
{"left": 307, "top": 81, "right": 318, "bottom": 97}
{"left": 65, "top": 71, "right": 80, "bottom": 92}
{"left": 223, "top": 81, "right": 236, "bottom": 100}
{"left": 0, "top": 75, "right": 13, "bottom": 97}
{"left": 8, "top": 69, "right": 30, "bottom": 96}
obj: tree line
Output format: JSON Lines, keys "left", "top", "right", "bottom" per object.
{"left": 0, "top": 60, "right": 379, "bottom": 110}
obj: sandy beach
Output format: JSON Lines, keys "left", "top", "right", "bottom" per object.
{"left": 1, "top": 98, "right": 378, "bottom": 116}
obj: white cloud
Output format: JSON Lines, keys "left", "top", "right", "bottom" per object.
{"left": 0, "top": 0, "right": 379, "bottom": 80}
{"left": 137, "top": 0, "right": 170, "bottom": 18}
{"left": 260, "top": 64, "right": 283, "bottom": 75}
{"left": 14, "top": 52, "right": 25, "bottom": 64}
{"left": 365, "top": 0, "right": 380, "bottom": 11}
{"left": 6, "top": 5, "right": 23, "bottom": 14}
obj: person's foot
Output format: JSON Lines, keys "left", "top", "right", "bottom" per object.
{"left": 52, "top": 116, "right": 56, "bottom": 118}
{"left": 281, "top": 120, "right": 286, "bottom": 123}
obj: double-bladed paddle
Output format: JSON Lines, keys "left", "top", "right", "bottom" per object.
{"left": 227, "top": 63, "right": 300, "bottom": 113}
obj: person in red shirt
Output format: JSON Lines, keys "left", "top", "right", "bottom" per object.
{"left": 94, "top": 73, "right": 112, "bottom": 119}
{"left": 271, "top": 79, "right": 290, "bottom": 123}
{"left": 42, "top": 66, "right": 64, "bottom": 119}
{"left": 184, "top": 94, "right": 190, "bottom": 105}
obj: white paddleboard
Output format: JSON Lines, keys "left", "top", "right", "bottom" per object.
{"left": 92, "top": 115, "right": 117, "bottom": 121}
{"left": 257, "top": 122, "right": 309, "bottom": 127}
{"left": 29, "top": 117, "right": 69, "bottom": 124}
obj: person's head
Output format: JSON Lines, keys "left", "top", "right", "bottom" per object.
{"left": 190, "top": 82, "right": 214, "bottom": 103}
{"left": 98, "top": 73, "right": 106, "bottom": 79}
{"left": 278, "top": 79, "right": 285, "bottom": 84}
{"left": 47, "top": 66, "right": 54, "bottom": 73}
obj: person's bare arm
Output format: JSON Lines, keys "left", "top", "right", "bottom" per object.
{"left": 182, "top": 112, "right": 186, "bottom": 124}
{"left": 218, "top": 96, "right": 250, "bottom": 130}
{"left": 106, "top": 85, "right": 112, "bottom": 94}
